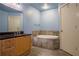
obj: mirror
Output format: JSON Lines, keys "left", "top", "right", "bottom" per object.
{"left": 0, "top": 10, "right": 23, "bottom": 32}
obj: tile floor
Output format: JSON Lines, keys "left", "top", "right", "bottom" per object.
{"left": 28, "top": 46, "right": 71, "bottom": 56}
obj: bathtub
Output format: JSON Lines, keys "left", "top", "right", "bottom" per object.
{"left": 32, "top": 35, "right": 59, "bottom": 50}
{"left": 36, "top": 35, "right": 59, "bottom": 39}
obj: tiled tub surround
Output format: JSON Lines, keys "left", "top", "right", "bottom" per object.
{"left": 32, "top": 35, "right": 59, "bottom": 50}
{"left": 32, "top": 31, "right": 59, "bottom": 50}
{"left": 32, "top": 31, "right": 59, "bottom": 36}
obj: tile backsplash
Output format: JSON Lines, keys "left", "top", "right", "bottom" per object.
{"left": 32, "top": 31, "right": 59, "bottom": 36}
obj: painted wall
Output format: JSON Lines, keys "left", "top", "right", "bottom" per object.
{"left": 23, "top": 6, "right": 40, "bottom": 34}
{"left": 40, "top": 9, "right": 60, "bottom": 31}
{"left": 0, "top": 5, "right": 60, "bottom": 33}
{"left": 23, "top": 6, "right": 60, "bottom": 34}
{"left": 0, "top": 10, "right": 8, "bottom": 32}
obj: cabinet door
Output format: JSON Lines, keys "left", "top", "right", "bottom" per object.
{"left": 2, "top": 47, "right": 16, "bottom": 56}
{"left": 1, "top": 38, "right": 16, "bottom": 56}
{"left": 16, "top": 36, "right": 32, "bottom": 55}
{"left": 21, "top": 36, "right": 28, "bottom": 52}
{"left": 16, "top": 37, "right": 28, "bottom": 55}
{"left": 0, "top": 40, "right": 1, "bottom": 55}
{"left": 16, "top": 37, "right": 23, "bottom": 55}
{"left": 21, "top": 36, "right": 32, "bottom": 54}
{"left": 26, "top": 36, "right": 32, "bottom": 50}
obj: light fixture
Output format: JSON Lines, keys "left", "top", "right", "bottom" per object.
{"left": 26, "top": 10, "right": 33, "bottom": 16}
{"left": 17, "top": 3, "right": 21, "bottom": 8}
{"left": 42, "top": 3, "right": 49, "bottom": 9}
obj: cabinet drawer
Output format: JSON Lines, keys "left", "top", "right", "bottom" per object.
{"left": 2, "top": 39, "right": 11, "bottom": 48}
{"left": 2, "top": 47, "right": 16, "bottom": 56}
{"left": 2, "top": 38, "right": 15, "bottom": 48}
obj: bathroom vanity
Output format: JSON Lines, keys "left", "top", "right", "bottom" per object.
{"left": 0, "top": 32, "right": 32, "bottom": 56}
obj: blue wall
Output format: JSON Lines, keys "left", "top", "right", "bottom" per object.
{"left": 23, "top": 6, "right": 40, "bottom": 34}
{"left": 0, "top": 10, "right": 8, "bottom": 32}
{"left": 40, "top": 9, "right": 60, "bottom": 31}
{"left": 23, "top": 6, "right": 60, "bottom": 34}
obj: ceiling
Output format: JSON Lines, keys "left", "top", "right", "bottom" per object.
{"left": 0, "top": 3, "right": 58, "bottom": 12}
{"left": 0, "top": 4, "right": 22, "bottom": 13}
{"left": 23, "top": 3, "right": 58, "bottom": 12}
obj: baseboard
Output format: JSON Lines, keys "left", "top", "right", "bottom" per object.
{"left": 60, "top": 49, "right": 73, "bottom": 56}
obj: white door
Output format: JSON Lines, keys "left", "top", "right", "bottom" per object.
{"left": 60, "top": 4, "right": 77, "bottom": 55}
{"left": 76, "top": 4, "right": 79, "bottom": 55}
{"left": 8, "top": 16, "right": 21, "bottom": 32}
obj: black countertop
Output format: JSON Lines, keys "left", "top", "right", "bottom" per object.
{"left": 0, "top": 34, "right": 32, "bottom": 40}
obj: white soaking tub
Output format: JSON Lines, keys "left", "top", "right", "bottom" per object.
{"left": 37, "top": 35, "right": 59, "bottom": 39}
{"left": 33, "top": 35, "right": 59, "bottom": 50}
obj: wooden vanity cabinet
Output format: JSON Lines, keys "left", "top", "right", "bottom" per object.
{"left": 0, "top": 35, "right": 32, "bottom": 56}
